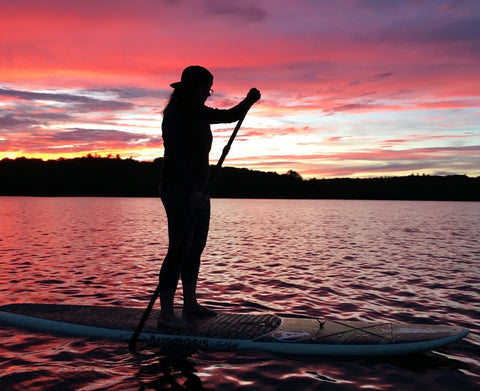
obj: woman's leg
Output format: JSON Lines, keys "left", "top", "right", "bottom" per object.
{"left": 181, "top": 197, "right": 216, "bottom": 316}
{"left": 158, "top": 187, "right": 194, "bottom": 328}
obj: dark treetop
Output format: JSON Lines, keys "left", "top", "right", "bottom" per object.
{"left": 1, "top": 156, "right": 478, "bottom": 201}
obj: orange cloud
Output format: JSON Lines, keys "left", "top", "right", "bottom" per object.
{"left": 1, "top": 0, "right": 479, "bottom": 178}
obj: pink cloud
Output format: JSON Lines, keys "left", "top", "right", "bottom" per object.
{"left": 0, "top": 0, "right": 479, "bottom": 177}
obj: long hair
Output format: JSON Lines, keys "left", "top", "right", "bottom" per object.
{"left": 163, "top": 85, "right": 192, "bottom": 114}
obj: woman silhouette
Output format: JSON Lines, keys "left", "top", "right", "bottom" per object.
{"left": 159, "top": 65, "right": 261, "bottom": 328}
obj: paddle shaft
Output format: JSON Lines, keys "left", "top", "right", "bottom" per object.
{"left": 208, "top": 111, "right": 246, "bottom": 192}
{"left": 128, "top": 109, "right": 249, "bottom": 349}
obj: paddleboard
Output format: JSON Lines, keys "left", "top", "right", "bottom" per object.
{"left": 0, "top": 304, "right": 468, "bottom": 356}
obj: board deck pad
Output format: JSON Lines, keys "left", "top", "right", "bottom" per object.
{"left": 0, "top": 304, "right": 281, "bottom": 339}
{"left": 0, "top": 303, "right": 469, "bottom": 356}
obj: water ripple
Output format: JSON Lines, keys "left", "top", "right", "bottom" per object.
{"left": 0, "top": 197, "right": 479, "bottom": 390}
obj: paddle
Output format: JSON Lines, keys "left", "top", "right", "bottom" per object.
{"left": 128, "top": 108, "right": 250, "bottom": 349}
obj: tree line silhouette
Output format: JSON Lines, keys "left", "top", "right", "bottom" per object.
{"left": 0, "top": 156, "right": 478, "bottom": 201}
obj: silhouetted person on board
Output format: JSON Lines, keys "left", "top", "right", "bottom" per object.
{"left": 159, "top": 65, "right": 261, "bottom": 329}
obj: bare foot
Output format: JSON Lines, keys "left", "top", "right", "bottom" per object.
{"left": 157, "top": 313, "right": 193, "bottom": 330}
{"left": 183, "top": 303, "right": 217, "bottom": 317}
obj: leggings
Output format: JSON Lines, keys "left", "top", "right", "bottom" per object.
{"left": 159, "top": 184, "right": 210, "bottom": 291}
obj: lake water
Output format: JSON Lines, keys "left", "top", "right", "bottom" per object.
{"left": 0, "top": 197, "right": 479, "bottom": 390}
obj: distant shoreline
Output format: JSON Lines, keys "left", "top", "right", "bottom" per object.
{"left": 1, "top": 156, "right": 479, "bottom": 201}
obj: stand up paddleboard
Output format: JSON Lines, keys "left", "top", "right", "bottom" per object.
{"left": 0, "top": 304, "right": 468, "bottom": 356}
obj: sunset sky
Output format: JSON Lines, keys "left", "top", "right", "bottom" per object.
{"left": 1, "top": 0, "right": 479, "bottom": 178}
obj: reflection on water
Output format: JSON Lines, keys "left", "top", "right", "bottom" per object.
{"left": 0, "top": 197, "right": 479, "bottom": 390}
{"left": 134, "top": 346, "right": 202, "bottom": 390}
